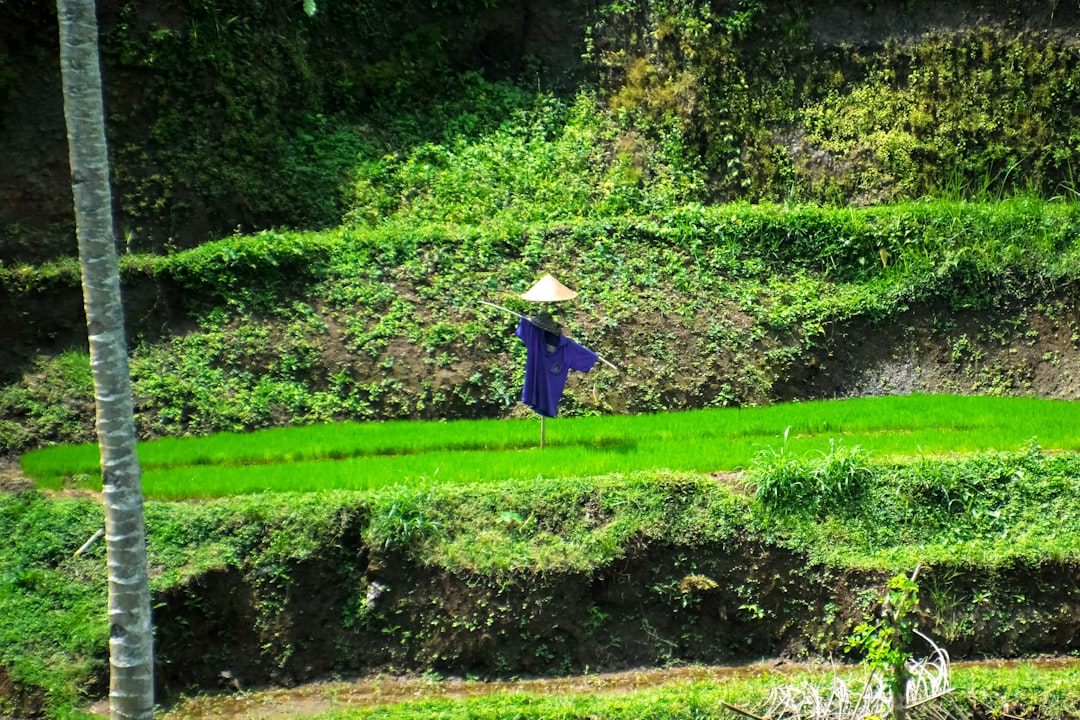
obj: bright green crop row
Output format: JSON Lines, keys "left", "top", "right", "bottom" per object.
{"left": 22, "top": 394, "right": 1080, "bottom": 499}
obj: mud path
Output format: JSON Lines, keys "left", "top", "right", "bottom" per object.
{"left": 148, "top": 663, "right": 814, "bottom": 719}
{"left": 133, "top": 658, "right": 1080, "bottom": 720}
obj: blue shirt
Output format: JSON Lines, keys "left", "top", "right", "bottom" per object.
{"left": 516, "top": 318, "right": 599, "bottom": 418}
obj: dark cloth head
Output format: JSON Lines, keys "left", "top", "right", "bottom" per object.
{"left": 528, "top": 311, "right": 561, "bottom": 335}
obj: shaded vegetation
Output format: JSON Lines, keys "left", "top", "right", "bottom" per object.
{"left": 5, "top": 1, "right": 1080, "bottom": 258}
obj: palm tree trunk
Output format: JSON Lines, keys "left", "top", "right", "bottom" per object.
{"left": 56, "top": 1, "right": 154, "bottom": 718}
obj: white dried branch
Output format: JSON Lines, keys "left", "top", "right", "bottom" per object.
{"left": 748, "top": 635, "right": 963, "bottom": 720}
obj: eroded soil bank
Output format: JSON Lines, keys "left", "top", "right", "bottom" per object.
{"left": 3, "top": 471, "right": 1079, "bottom": 718}
{"left": 148, "top": 539, "right": 1080, "bottom": 705}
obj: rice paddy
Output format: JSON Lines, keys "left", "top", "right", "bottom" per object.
{"left": 20, "top": 394, "right": 1080, "bottom": 500}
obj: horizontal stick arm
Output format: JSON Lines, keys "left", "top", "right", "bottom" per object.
{"left": 478, "top": 299, "right": 526, "bottom": 320}
{"left": 74, "top": 527, "right": 105, "bottom": 557}
{"left": 594, "top": 353, "right": 619, "bottom": 371}
{"left": 719, "top": 701, "right": 771, "bottom": 720}
{"left": 477, "top": 300, "right": 619, "bottom": 371}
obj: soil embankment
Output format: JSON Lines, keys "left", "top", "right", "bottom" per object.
{"left": 148, "top": 536, "right": 1080, "bottom": 702}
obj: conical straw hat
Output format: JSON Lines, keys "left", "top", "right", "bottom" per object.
{"left": 521, "top": 273, "right": 577, "bottom": 302}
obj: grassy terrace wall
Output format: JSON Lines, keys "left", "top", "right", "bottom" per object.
{"left": 5, "top": 199, "right": 1080, "bottom": 454}
{"left": 3, "top": 445, "right": 1080, "bottom": 717}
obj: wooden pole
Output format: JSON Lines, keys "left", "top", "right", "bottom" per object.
{"left": 719, "top": 701, "right": 771, "bottom": 720}
{"left": 540, "top": 416, "right": 546, "bottom": 448}
{"left": 479, "top": 299, "right": 526, "bottom": 321}
{"left": 74, "top": 527, "right": 105, "bottom": 557}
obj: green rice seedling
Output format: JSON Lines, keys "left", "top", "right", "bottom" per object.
{"left": 367, "top": 487, "right": 443, "bottom": 551}
{"left": 20, "top": 416, "right": 558, "bottom": 487}
{"left": 22, "top": 395, "right": 1080, "bottom": 499}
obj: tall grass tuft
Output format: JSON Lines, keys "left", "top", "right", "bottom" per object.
{"left": 752, "top": 431, "right": 873, "bottom": 516}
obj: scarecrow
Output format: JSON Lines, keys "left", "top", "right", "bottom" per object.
{"left": 481, "top": 274, "right": 617, "bottom": 445}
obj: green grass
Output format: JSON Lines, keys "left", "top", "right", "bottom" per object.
{"left": 5, "top": 456, "right": 1080, "bottom": 718}
{"left": 205, "top": 662, "right": 1080, "bottom": 720}
{"left": 0, "top": 493, "right": 107, "bottom": 719}
{"left": 21, "top": 394, "right": 1080, "bottom": 499}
